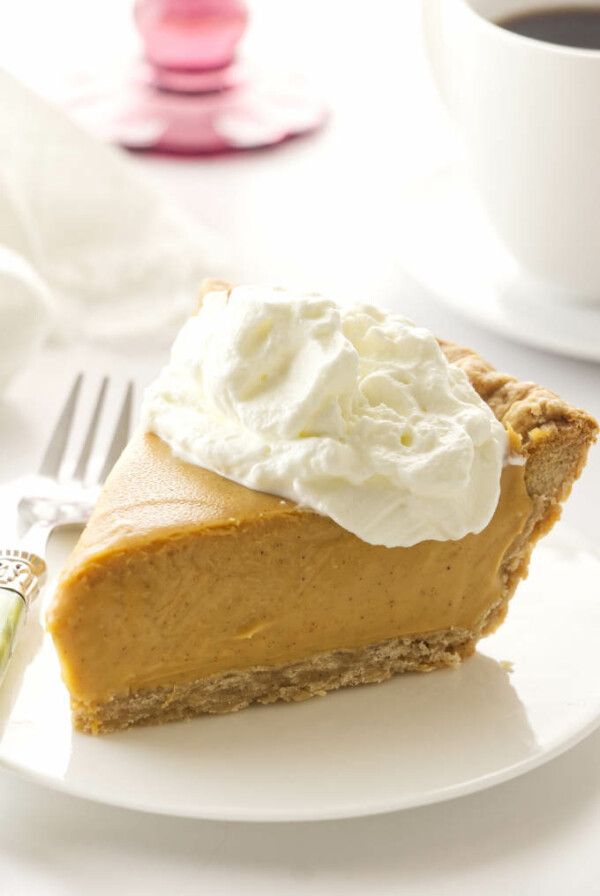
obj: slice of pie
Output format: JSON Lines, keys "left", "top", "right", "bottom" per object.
{"left": 47, "top": 289, "right": 597, "bottom": 734}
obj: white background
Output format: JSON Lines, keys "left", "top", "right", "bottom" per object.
{"left": 0, "top": 1, "right": 599, "bottom": 893}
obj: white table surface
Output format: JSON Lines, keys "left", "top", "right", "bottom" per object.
{"left": 1, "top": 1, "right": 599, "bottom": 893}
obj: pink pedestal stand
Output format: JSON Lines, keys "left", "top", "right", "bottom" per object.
{"left": 68, "top": 0, "right": 327, "bottom": 154}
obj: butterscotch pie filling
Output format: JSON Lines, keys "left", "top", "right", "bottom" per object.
{"left": 47, "top": 283, "right": 597, "bottom": 734}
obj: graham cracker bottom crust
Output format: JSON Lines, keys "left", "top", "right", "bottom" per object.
{"left": 73, "top": 624, "right": 487, "bottom": 735}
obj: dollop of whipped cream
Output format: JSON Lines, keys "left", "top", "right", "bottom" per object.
{"left": 142, "top": 285, "right": 508, "bottom": 547}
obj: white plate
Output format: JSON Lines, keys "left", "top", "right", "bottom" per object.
{"left": 1, "top": 525, "right": 599, "bottom": 822}
{"left": 395, "top": 164, "right": 600, "bottom": 363}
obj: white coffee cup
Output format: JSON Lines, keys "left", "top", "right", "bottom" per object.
{"left": 423, "top": 0, "right": 600, "bottom": 302}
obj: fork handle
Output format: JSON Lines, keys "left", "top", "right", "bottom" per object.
{"left": 0, "top": 550, "right": 47, "bottom": 685}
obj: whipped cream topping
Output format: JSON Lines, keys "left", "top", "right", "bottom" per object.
{"left": 142, "top": 285, "right": 508, "bottom": 547}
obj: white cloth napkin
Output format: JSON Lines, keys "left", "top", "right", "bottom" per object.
{"left": 0, "top": 69, "right": 224, "bottom": 358}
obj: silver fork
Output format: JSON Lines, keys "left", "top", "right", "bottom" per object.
{"left": 0, "top": 374, "right": 134, "bottom": 684}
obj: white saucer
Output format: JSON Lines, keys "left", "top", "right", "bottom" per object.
{"left": 1, "top": 522, "right": 599, "bottom": 822}
{"left": 396, "top": 164, "right": 600, "bottom": 362}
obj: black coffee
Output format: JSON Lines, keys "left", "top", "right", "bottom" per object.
{"left": 499, "top": 7, "right": 600, "bottom": 49}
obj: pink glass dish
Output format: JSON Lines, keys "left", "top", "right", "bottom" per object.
{"left": 67, "top": 0, "right": 327, "bottom": 154}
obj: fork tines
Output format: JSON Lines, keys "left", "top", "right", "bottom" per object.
{"left": 39, "top": 375, "right": 134, "bottom": 486}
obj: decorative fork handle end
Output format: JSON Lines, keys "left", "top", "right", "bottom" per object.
{"left": 0, "top": 549, "right": 47, "bottom": 685}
